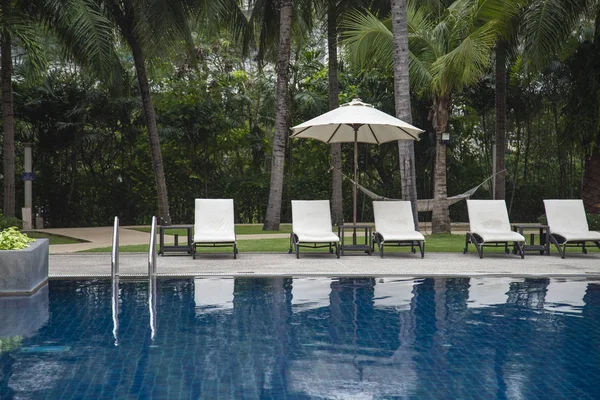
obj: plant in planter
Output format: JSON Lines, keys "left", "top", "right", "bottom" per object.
{"left": 0, "top": 211, "right": 22, "bottom": 230}
{"left": 0, "top": 227, "right": 35, "bottom": 250}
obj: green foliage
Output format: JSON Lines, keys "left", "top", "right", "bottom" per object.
{"left": 0, "top": 211, "right": 23, "bottom": 230}
{"left": 0, "top": 336, "right": 22, "bottom": 353}
{"left": 0, "top": 227, "right": 35, "bottom": 250}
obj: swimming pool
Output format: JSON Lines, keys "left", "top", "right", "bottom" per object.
{"left": 0, "top": 277, "right": 598, "bottom": 399}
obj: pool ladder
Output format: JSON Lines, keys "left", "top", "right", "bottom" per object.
{"left": 111, "top": 216, "right": 120, "bottom": 346}
{"left": 148, "top": 216, "right": 157, "bottom": 340}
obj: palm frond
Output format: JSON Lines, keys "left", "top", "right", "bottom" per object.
{"left": 521, "top": 0, "right": 591, "bottom": 69}
{"left": 431, "top": 21, "right": 498, "bottom": 94}
{"left": 2, "top": 10, "right": 48, "bottom": 82}
{"left": 341, "top": 10, "right": 393, "bottom": 69}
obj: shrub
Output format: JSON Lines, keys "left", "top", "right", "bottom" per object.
{"left": 0, "top": 211, "right": 23, "bottom": 230}
{"left": 0, "top": 227, "right": 35, "bottom": 250}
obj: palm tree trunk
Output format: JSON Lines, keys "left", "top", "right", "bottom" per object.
{"left": 494, "top": 41, "right": 506, "bottom": 200}
{"left": 129, "top": 39, "right": 171, "bottom": 225}
{"left": 430, "top": 94, "right": 451, "bottom": 234}
{"left": 1, "top": 25, "right": 15, "bottom": 217}
{"left": 263, "top": 0, "right": 293, "bottom": 230}
{"left": 391, "top": 0, "right": 419, "bottom": 230}
{"left": 328, "top": 0, "right": 343, "bottom": 225}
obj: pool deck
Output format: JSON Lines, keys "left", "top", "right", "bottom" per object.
{"left": 50, "top": 252, "right": 600, "bottom": 278}
{"left": 40, "top": 225, "right": 600, "bottom": 278}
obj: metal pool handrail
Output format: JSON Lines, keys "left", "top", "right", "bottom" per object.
{"left": 111, "top": 216, "right": 119, "bottom": 278}
{"left": 148, "top": 216, "right": 157, "bottom": 276}
{"left": 148, "top": 216, "right": 158, "bottom": 340}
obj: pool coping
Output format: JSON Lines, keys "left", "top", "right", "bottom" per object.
{"left": 49, "top": 252, "right": 600, "bottom": 279}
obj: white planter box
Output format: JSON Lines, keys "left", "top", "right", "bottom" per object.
{"left": 0, "top": 239, "right": 49, "bottom": 295}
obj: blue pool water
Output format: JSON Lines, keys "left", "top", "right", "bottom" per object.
{"left": 0, "top": 277, "right": 599, "bottom": 399}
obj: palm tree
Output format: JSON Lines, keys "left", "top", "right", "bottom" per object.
{"left": 390, "top": 0, "right": 419, "bottom": 230}
{"left": 2, "top": 0, "right": 115, "bottom": 218}
{"left": 343, "top": 0, "right": 509, "bottom": 233}
{"left": 327, "top": 0, "right": 343, "bottom": 225}
{"left": 96, "top": 0, "right": 211, "bottom": 225}
{"left": 263, "top": 0, "right": 294, "bottom": 230}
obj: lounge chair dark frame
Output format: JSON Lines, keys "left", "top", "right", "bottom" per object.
{"left": 372, "top": 233, "right": 425, "bottom": 258}
{"left": 288, "top": 233, "right": 340, "bottom": 259}
{"left": 463, "top": 232, "right": 525, "bottom": 259}
{"left": 547, "top": 230, "right": 600, "bottom": 259}
{"left": 192, "top": 241, "right": 238, "bottom": 259}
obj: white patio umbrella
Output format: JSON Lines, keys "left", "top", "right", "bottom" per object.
{"left": 290, "top": 98, "right": 424, "bottom": 224}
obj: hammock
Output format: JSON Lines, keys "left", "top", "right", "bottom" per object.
{"left": 329, "top": 167, "right": 505, "bottom": 212}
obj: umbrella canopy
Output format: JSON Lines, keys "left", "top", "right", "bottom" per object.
{"left": 290, "top": 99, "right": 424, "bottom": 224}
{"left": 291, "top": 99, "right": 423, "bottom": 144}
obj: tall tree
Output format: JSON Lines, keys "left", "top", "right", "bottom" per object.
{"left": 391, "top": 0, "right": 419, "bottom": 229}
{"left": 344, "top": 0, "right": 509, "bottom": 232}
{"left": 2, "top": 0, "right": 115, "bottom": 218}
{"left": 98, "top": 0, "right": 204, "bottom": 225}
{"left": 263, "top": 0, "right": 293, "bottom": 230}
{"left": 327, "top": 0, "right": 343, "bottom": 225}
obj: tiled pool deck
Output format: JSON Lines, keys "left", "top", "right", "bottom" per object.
{"left": 43, "top": 225, "right": 600, "bottom": 278}
{"left": 50, "top": 252, "right": 600, "bottom": 278}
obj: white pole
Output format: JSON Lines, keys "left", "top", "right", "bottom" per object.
{"left": 22, "top": 143, "right": 33, "bottom": 230}
{"left": 492, "top": 141, "right": 497, "bottom": 200}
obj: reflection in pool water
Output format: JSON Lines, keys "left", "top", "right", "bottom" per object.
{"left": 0, "top": 277, "right": 599, "bottom": 399}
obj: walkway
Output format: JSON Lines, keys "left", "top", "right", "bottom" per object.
{"left": 50, "top": 252, "right": 600, "bottom": 278}
{"left": 42, "top": 224, "right": 600, "bottom": 279}
{"left": 39, "top": 223, "right": 470, "bottom": 254}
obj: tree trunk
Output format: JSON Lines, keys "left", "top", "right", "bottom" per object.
{"left": 328, "top": 0, "right": 343, "bottom": 225}
{"left": 263, "top": 0, "right": 293, "bottom": 230}
{"left": 391, "top": 0, "right": 419, "bottom": 229}
{"left": 430, "top": 94, "right": 451, "bottom": 234}
{"left": 129, "top": 39, "right": 171, "bottom": 225}
{"left": 1, "top": 2, "right": 15, "bottom": 217}
{"left": 494, "top": 41, "right": 506, "bottom": 200}
{"left": 582, "top": 147, "right": 600, "bottom": 214}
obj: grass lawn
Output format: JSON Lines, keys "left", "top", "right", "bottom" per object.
{"left": 25, "top": 231, "right": 82, "bottom": 245}
{"left": 132, "top": 224, "right": 293, "bottom": 236}
{"left": 83, "top": 232, "right": 600, "bottom": 254}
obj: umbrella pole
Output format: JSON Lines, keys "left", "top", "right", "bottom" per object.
{"left": 353, "top": 128, "right": 358, "bottom": 226}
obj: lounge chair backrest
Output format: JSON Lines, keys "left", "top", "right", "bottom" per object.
{"left": 195, "top": 199, "right": 235, "bottom": 235}
{"left": 467, "top": 200, "right": 511, "bottom": 233}
{"left": 373, "top": 201, "right": 414, "bottom": 231}
{"left": 292, "top": 200, "right": 332, "bottom": 234}
{"left": 544, "top": 199, "right": 589, "bottom": 232}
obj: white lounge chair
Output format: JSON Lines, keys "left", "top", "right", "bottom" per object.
{"left": 544, "top": 199, "right": 600, "bottom": 258}
{"left": 289, "top": 200, "right": 339, "bottom": 258}
{"left": 464, "top": 200, "right": 525, "bottom": 258}
{"left": 372, "top": 201, "right": 425, "bottom": 258}
{"left": 192, "top": 199, "right": 237, "bottom": 259}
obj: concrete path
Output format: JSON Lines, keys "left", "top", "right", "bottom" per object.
{"left": 39, "top": 226, "right": 296, "bottom": 253}
{"left": 39, "top": 224, "right": 471, "bottom": 254}
{"left": 42, "top": 224, "right": 600, "bottom": 279}
{"left": 50, "top": 252, "right": 600, "bottom": 278}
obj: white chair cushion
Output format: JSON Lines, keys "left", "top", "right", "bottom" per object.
{"left": 373, "top": 201, "right": 415, "bottom": 232}
{"left": 467, "top": 200, "right": 524, "bottom": 243}
{"left": 292, "top": 200, "right": 338, "bottom": 243}
{"left": 378, "top": 230, "right": 425, "bottom": 242}
{"left": 194, "top": 199, "right": 236, "bottom": 243}
{"left": 294, "top": 231, "right": 340, "bottom": 243}
{"left": 477, "top": 231, "right": 525, "bottom": 243}
{"left": 544, "top": 199, "right": 590, "bottom": 233}
{"left": 467, "top": 200, "right": 512, "bottom": 233}
{"left": 550, "top": 230, "right": 600, "bottom": 242}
